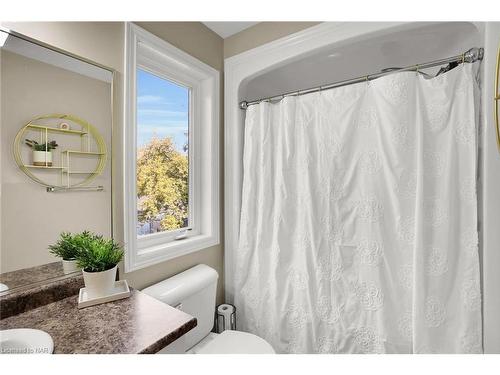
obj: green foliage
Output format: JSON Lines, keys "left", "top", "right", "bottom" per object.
{"left": 136, "top": 136, "right": 188, "bottom": 231}
{"left": 73, "top": 231, "right": 124, "bottom": 273}
{"left": 48, "top": 232, "right": 81, "bottom": 260}
{"left": 49, "top": 231, "right": 123, "bottom": 272}
{"left": 161, "top": 215, "right": 181, "bottom": 230}
{"left": 25, "top": 139, "right": 58, "bottom": 151}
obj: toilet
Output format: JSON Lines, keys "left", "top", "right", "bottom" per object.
{"left": 142, "top": 264, "right": 275, "bottom": 354}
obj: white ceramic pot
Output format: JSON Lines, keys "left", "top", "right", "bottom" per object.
{"left": 61, "top": 259, "right": 79, "bottom": 275}
{"left": 33, "top": 150, "right": 53, "bottom": 166}
{"left": 82, "top": 265, "right": 117, "bottom": 298}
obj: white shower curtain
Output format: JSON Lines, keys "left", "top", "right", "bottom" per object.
{"left": 234, "top": 63, "right": 482, "bottom": 354}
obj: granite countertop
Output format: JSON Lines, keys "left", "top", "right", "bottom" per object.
{"left": 0, "top": 289, "right": 197, "bottom": 354}
{"left": 0, "top": 261, "right": 71, "bottom": 292}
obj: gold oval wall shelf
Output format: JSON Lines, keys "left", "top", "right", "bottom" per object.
{"left": 13, "top": 114, "right": 107, "bottom": 191}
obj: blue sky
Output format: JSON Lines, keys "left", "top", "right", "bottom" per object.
{"left": 137, "top": 69, "right": 189, "bottom": 153}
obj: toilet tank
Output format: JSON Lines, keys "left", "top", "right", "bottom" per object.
{"left": 141, "top": 264, "right": 218, "bottom": 352}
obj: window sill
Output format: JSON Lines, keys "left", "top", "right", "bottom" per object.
{"left": 127, "top": 233, "right": 220, "bottom": 273}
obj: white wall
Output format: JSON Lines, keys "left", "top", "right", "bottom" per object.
{"left": 481, "top": 22, "right": 500, "bottom": 354}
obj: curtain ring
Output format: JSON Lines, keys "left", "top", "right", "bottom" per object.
{"left": 415, "top": 64, "right": 420, "bottom": 75}
{"left": 365, "top": 75, "right": 370, "bottom": 84}
{"left": 462, "top": 53, "right": 466, "bottom": 64}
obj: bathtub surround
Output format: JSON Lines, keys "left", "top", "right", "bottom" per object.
{"left": 223, "top": 22, "right": 321, "bottom": 59}
{"left": 0, "top": 288, "right": 197, "bottom": 353}
{"left": 234, "top": 64, "right": 482, "bottom": 353}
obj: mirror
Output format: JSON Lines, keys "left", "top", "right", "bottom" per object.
{"left": 0, "top": 30, "right": 113, "bottom": 295}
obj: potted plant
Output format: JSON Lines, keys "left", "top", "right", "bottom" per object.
{"left": 48, "top": 232, "right": 81, "bottom": 274}
{"left": 75, "top": 232, "right": 124, "bottom": 298}
{"left": 25, "top": 139, "right": 58, "bottom": 166}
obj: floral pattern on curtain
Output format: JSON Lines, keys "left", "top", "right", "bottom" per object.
{"left": 233, "top": 63, "right": 482, "bottom": 354}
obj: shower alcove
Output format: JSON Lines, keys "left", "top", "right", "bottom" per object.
{"left": 224, "top": 22, "right": 500, "bottom": 353}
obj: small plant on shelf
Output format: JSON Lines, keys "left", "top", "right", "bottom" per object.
{"left": 25, "top": 139, "right": 59, "bottom": 151}
{"left": 25, "top": 139, "right": 59, "bottom": 166}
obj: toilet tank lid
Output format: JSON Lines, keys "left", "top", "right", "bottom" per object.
{"left": 141, "top": 264, "right": 218, "bottom": 305}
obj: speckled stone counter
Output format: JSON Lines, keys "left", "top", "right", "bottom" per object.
{"left": 0, "top": 289, "right": 197, "bottom": 353}
{"left": 0, "top": 273, "right": 84, "bottom": 319}
{"left": 0, "top": 261, "right": 68, "bottom": 291}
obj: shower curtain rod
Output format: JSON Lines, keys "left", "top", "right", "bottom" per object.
{"left": 239, "top": 47, "right": 484, "bottom": 110}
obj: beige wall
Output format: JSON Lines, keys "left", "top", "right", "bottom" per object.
{"left": 223, "top": 22, "right": 321, "bottom": 59}
{"left": 1, "top": 22, "right": 225, "bottom": 304}
{"left": 0, "top": 50, "right": 112, "bottom": 273}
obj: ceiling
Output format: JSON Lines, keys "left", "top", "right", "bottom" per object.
{"left": 203, "top": 22, "right": 258, "bottom": 38}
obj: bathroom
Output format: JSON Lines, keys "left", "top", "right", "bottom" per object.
{"left": 1, "top": 0, "right": 500, "bottom": 373}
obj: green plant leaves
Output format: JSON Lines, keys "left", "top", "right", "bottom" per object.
{"left": 48, "top": 231, "right": 123, "bottom": 272}
{"left": 48, "top": 232, "right": 80, "bottom": 260}
{"left": 25, "top": 139, "right": 58, "bottom": 151}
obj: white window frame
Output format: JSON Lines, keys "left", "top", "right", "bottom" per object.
{"left": 124, "top": 23, "right": 219, "bottom": 272}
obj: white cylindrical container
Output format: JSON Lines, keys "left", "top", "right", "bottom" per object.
{"left": 82, "top": 265, "right": 117, "bottom": 298}
{"left": 216, "top": 304, "right": 236, "bottom": 333}
{"left": 61, "top": 259, "right": 79, "bottom": 275}
{"left": 33, "top": 151, "right": 53, "bottom": 166}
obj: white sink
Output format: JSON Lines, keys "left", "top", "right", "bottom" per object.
{"left": 0, "top": 329, "right": 54, "bottom": 354}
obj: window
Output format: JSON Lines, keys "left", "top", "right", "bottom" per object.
{"left": 124, "top": 23, "right": 219, "bottom": 272}
{"left": 136, "top": 70, "right": 190, "bottom": 236}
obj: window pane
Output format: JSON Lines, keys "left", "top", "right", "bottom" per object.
{"left": 136, "top": 69, "right": 189, "bottom": 236}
